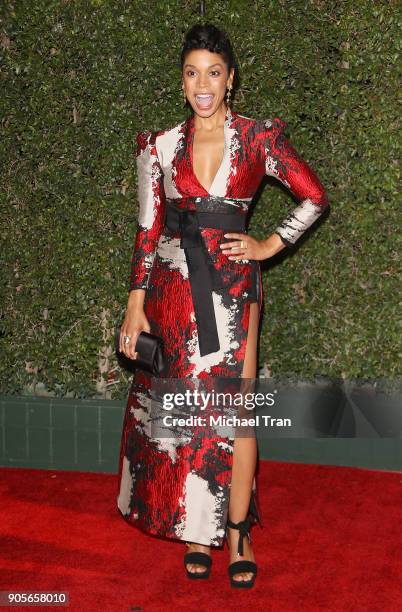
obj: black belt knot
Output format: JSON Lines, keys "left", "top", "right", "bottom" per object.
{"left": 164, "top": 200, "right": 248, "bottom": 357}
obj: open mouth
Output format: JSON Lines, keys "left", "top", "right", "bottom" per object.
{"left": 195, "top": 94, "right": 214, "bottom": 108}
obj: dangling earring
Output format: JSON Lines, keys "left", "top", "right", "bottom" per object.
{"left": 226, "top": 85, "right": 232, "bottom": 106}
{"left": 182, "top": 85, "right": 187, "bottom": 106}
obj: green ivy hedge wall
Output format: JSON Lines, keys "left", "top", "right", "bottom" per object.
{"left": 0, "top": 1, "right": 399, "bottom": 398}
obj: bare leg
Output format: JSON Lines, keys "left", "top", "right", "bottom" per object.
{"left": 227, "top": 301, "right": 259, "bottom": 582}
{"left": 185, "top": 301, "right": 260, "bottom": 576}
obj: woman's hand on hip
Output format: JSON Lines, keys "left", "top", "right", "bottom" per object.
{"left": 119, "top": 307, "right": 151, "bottom": 360}
{"left": 220, "top": 232, "right": 286, "bottom": 261}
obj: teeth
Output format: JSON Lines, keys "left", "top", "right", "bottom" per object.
{"left": 196, "top": 94, "right": 213, "bottom": 99}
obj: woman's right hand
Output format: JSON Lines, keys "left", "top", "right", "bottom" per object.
{"left": 119, "top": 306, "right": 151, "bottom": 360}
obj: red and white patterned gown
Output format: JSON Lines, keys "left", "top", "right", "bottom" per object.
{"left": 116, "top": 105, "right": 329, "bottom": 546}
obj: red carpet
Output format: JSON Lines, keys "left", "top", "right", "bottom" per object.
{"left": 0, "top": 462, "right": 401, "bottom": 611}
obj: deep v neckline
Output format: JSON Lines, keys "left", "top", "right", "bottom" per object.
{"left": 188, "top": 105, "right": 233, "bottom": 196}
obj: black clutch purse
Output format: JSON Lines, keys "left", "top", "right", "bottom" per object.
{"left": 114, "top": 322, "right": 165, "bottom": 375}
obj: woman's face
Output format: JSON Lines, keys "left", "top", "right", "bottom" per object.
{"left": 182, "top": 49, "right": 234, "bottom": 117}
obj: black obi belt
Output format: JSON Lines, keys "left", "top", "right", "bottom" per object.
{"left": 164, "top": 196, "right": 257, "bottom": 357}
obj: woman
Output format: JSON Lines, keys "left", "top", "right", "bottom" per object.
{"left": 116, "top": 23, "right": 329, "bottom": 588}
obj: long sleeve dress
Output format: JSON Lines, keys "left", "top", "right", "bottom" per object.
{"left": 116, "top": 105, "right": 329, "bottom": 547}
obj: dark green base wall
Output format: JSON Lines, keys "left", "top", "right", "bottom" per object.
{"left": 1, "top": 395, "right": 401, "bottom": 473}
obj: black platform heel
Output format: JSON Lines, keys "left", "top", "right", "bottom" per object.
{"left": 226, "top": 516, "right": 257, "bottom": 589}
{"left": 184, "top": 542, "right": 212, "bottom": 579}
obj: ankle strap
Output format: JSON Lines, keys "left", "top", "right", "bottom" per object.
{"left": 227, "top": 517, "right": 252, "bottom": 556}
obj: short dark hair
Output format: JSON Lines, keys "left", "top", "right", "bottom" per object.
{"left": 180, "top": 23, "right": 240, "bottom": 92}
